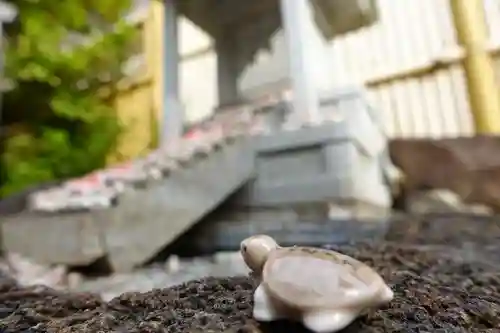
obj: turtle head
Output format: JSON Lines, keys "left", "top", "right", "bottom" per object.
{"left": 240, "top": 235, "right": 279, "bottom": 273}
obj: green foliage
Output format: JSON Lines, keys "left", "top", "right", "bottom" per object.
{"left": 1, "top": 0, "right": 136, "bottom": 196}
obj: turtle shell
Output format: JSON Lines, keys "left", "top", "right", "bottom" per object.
{"left": 262, "top": 247, "right": 386, "bottom": 309}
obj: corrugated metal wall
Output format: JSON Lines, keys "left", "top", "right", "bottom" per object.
{"left": 329, "top": 0, "right": 475, "bottom": 138}
{"left": 179, "top": 0, "right": 500, "bottom": 138}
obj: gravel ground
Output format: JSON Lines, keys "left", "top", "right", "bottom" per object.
{"left": 0, "top": 214, "right": 499, "bottom": 332}
{"left": 387, "top": 214, "right": 500, "bottom": 246}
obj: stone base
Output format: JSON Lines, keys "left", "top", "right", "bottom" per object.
{"left": 187, "top": 200, "right": 391, "bottom": 253}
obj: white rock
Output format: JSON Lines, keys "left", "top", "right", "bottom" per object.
{"left": 407, "top": 189, "right": 493, "bottom": 215}
{"left": 165, "top": 255, "right": 181, "bottom": 273}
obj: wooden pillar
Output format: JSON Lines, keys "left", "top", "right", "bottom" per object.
{"left": 450, "top": 0, "right": 500, "bottom": 134}
{"left": 149, "top": 0, "right": 165, "bottom": 147}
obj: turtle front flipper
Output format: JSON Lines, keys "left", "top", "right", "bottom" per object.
{"left": 252, "top": 284, "right": 287, "bottom": 321}
{"left": 302, "top": 309, "right": 357, "bottom": 333}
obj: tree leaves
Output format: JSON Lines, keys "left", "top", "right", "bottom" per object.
{"left": 1, "top": 0, "right": 134, "bottom": 196}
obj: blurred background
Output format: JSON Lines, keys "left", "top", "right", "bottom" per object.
{"left": 0, "top": 0, "right": 500, "bottom": 301}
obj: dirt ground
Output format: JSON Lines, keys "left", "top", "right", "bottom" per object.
{"left": 1, "top": 214, "right": 500, "bottom": 333}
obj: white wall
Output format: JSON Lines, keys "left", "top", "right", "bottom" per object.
{"left": 178, "top": 18, "right": 217, "bottom": 123}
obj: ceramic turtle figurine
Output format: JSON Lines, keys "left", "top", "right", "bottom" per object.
{"left": 240, "top": 235, "right": 393, "bottom": 333}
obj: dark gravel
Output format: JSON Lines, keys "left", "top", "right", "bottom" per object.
{"left": 386, "top": 214, "right": 500, "bottom": 247}
{"left": 0, "top": 214, "right": 500, "bottom": 333}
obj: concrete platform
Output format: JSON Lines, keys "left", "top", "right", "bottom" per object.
{"left": 1, "top": 211, "right": 106, "bottom": 266}
{"left": 0, "top": 138, "right": 254, "bottom": 270}
{"left": 103, "top": 138, "right": 254, "bottom": 272}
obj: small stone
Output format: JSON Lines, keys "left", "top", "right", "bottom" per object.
{"left": 166, "top": 255, "right": 181, "bottom": 273}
